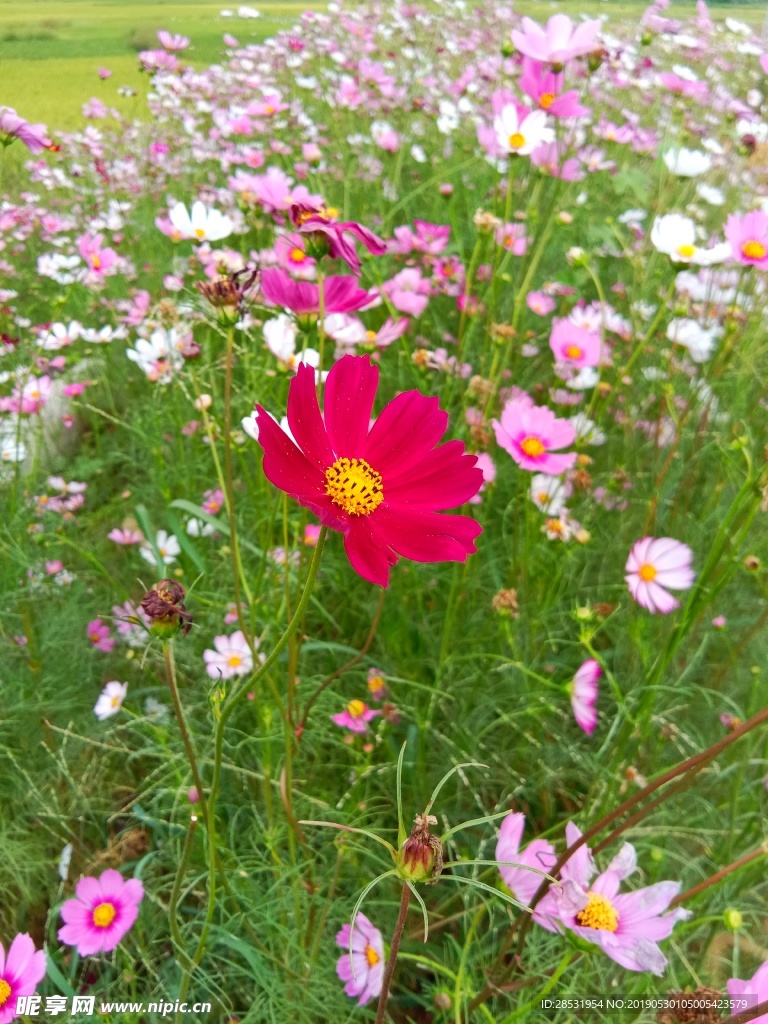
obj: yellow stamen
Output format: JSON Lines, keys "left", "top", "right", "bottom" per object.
{"left": 508, "top": 132, "right": 526, "bottom": 149}
{"left": 93, "top": 902, "right": 117, "bottom": 928}
{"left": 368, "top": 674, "right": 384, "bottom": 692}
{"left": 0, "top": 979, "right": 10, "bottom": 1007}
{"left": 639, "top": 563, "right": 657, "bottom": 582}
{"left": 347, "top": 699, "right": 366, "bottom": 718}
{"left": 575, "top": 892, "right": 619, "bottom": 932}
{"left": 742, "top": 240, "right": 766, "bottom": 260}
{"left": 365, "top": 944, "right": 380, "bottom": 967}
{"left": 92, "top": 254, "right": 101, "bottom": 270}
{"left": 366, "top": 329, "right": 377, "bottom": 341}
{"left": 325, "top": 457, "right": 383, "bottom": 516}
{"left": 228, "top": 655, "right": 242, "bottom": 668}
{"left": 565, "top": 345, "right": 583, "bottom": 359}
{"left": 289, "top": 247, "right": 306, "bottom": 263}
{"left": 520, "top": 437, "right": 546, "bottom": 458}
{"left": 540, "top": 92, "right": 556, "bottom": 109}
{"left": 110, "top": 695, "right": 121, "bottom": 708}
{"left": 676, "top": 244, "right": 695, "bottom": 259}
{"left": 264, "top": 105, "right": 275, "bottom": 114}
{"left": 194, "top": 227, "right": 206, "bottom": 239}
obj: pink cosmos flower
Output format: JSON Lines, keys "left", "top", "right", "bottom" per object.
{"left": 625, "top": 538, "right": 695, "bottom": 614}
{"left": 336, "top": 913, "right": 384, "bottom": 1005}
{"left": 495, "top": 223, "right": 528, "bottom": 255}
{"left": 762, "top": 55, "right": 768, "bottom": 77}
{"left": 496, "top": 812, "right": 557, "bottom": 909}
{"left": 261, "top": 268, "right": 370, "bottom": 317}
{"left": 0, "top": 107, "right": 56, "bottom": 154}
{"left": 274, "top": 233, "right": 316, "bottom": 277}
{"left": 291, "top": 206, "right": 386, "bottom": 275}
{"left": 331, "top": 699, "right": 380, "bottom": 732}
{"left": 382, "top": 268, "right": 431, "bottom": 316}
{"left": 108, "top": 527, "right": 144, "bottom": 545}
{"left": 728, "top": 962, "right": 768, "bottom": 1022}
{"left": 98, "top": 67, "right": 112, "bottom": 79}
{"left": 493, "top": 399, "right": 577, "bottom": 475}
{"left": 58, "top": 869, "right": 144, "bottom": 955}
{"left": 549, "top": 319, "right": 601, "bottom": 368}
{"left": 202, "top": 488, "right": 225, "bottom": 515}
{"left": 87, "top": 619, "right": 115, "bottom": 653}
{"left": 511, "top": 14, "right": 601, "bottom": 64}
{"left": 569, "top": 659, "right": 601, "bottom": 735}
{"left": 157, "top": 29, "right": 190, "bottom": 50}
{"left": 77, "top": 233, "right": 118, "bottom": 276}
{"left": 724, "top": 211, "right": 768, "bottom": 268}
{"left": 527, "top": 291, "right": 556, "bottom": 316}
{"left": 0, "top": 934, "right": 46, "bottom": 1023}
{"left": 518, "top": 58, "right": 590, "bottom": 118}
{"left": 657, "top": 73, "right": 708, "bottom": 99}
{"left": 45, "top": 560, "right": 64, "bottom": 575}
{"left": 304, "top": 524, "right": 322, "bottom": 546}
{"left": 254, "top": 355, "right": 483, "bottom": 587}
{"left": 530, "top": 140, "right": 585, "bottom": 180}
{"left": 550, "top": 823, "right": 689, "bottom": 975}
{"left": 203, "top": 630, "right": 254, "bottom": 680}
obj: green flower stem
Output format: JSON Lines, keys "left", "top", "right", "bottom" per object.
{"left": 163, "top": 640, "right": 207, "bottom": 821}
{"left": 499, "top": 952, "right": 575, "bottom": 1024}
{"left": 622, "top": 277, "right": 677, "bottom": 379}
{"left": 178, "top": 527, "right": 328, "bottom": 1003}
{"left": 168, "top": 814, "right": 198, "bottom": 971}
{"left": 374, "top": 882, "right": 412, "bottom": 1024}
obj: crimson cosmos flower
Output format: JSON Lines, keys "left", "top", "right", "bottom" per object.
{"left": 254, "top": 355, "right": 483, "bottom": 586}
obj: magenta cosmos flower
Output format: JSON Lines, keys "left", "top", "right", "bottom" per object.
{"left": 551, "top": 823, "right": 689, "bottom": 975}
{"left": 549, "top": 319, "right": 601, "bottom": 368}
{"left": 493, "top": 398, "right": 576, "bottom": 475}
{"left": 336, "top": 913, "right": 384, "bottom": 1005}
{"left": 569, "top": 659, "right": 601, "bottom": 735}
{"left": 511, "top": 14, "right": 600, "bottom": 64}
{"left": 58, "top": 869, "right": 144, "bottom": 955}
{"left": 0, "top": 934, "right": 46, "bottom": 1023}
{"left": 728, "top": 962, "right": 768, "bottom": 1022}
{"left": 625, "top": 538, "right": 695, "bottom": 614}
{"left": 291, "top": 205, "right": 386, "bottom": 275}
{"left": 496, "top": 812, "right": 557, "bottom": 910}
{"left": 331, "top": 698, "right": 379, "bottom": 732}
{"left": 724, "top": 211, "right": 768, "bottom": 269}
{"left": 87, "top": 619, "right": 115, "bottom": 653}
{"left": 0, "top": 107, "right": 56, "bottom": 154}
{"left": 260, "top": 267, "right": 370, "bottom": 317}
{"left": 254, "top": 355, "right": 483, "bottom": 586}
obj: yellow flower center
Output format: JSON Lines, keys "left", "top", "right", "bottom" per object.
{"left": 508, "top": 132, "right": 526, "bottom": 149}
{"left": 228, "top": 655, "right": 243, "bottom": 668}
{"left": 565, "top": 345, "right": 583, "bottom": 359}
{"left": 540, "top": 92, "right": 556, "bottom": 109}
{"left": 289, "top": 247, "right": 306, "bottom": 263}
{"left": 347, "top": 699, "right": 366, "bottom": 718}
{"left": 639, "top": 563, "right": 657, "bottom": 582}
{"left": 195, "top": 227, "right": 206, "bottom": 239}
{"left": 742, "top": 240, "right": 766, "bottom": 260}
{"left": 520, "top": 437, "right": 546, "bottom": 458}
{"left": 366, "top": 329, "right": 377, "bottom": 341}
{"left": 368, "top": 674, "right": 384, "bottom": 692}
{"left": 676, "top": 244, "right": 695, "bottom": 258}
{"left": 110, "top": 695, "right": 121, "bottom": 708}
{"left": 325, "top": 457, "right": 384, "bottom": 516}
{"left": 546, "top": 517, "right": 564, "bottom": 534}
{"left": 365, "top": 944, "right": 380, "bottom": 967}
{"left": 0, "top": 980, "right": 10, "bottom": 1007}
{"left": 264, "top": 104, "right": 275, "bottom": 114}
{"left": 92, "top": 254, "right": 101, "bottom": 270}
{"left": 575, "top": 891, "right": 619, "bottom": 932}
{"left": 93, "top": 901, "right": 117, "bottom": 928}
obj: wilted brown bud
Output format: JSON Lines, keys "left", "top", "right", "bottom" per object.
{"left": 473, "top": 208, "right": 501, "bottom": 234}
{"left": 412, "top": 348, "right": 430, "bottom": 367}
{"left": 141, "top": 579, "right": 193, "bottom": 638}
{"left": 744, "top": 555, "right": 761, "bottom": 571}
{"left": 488, "top": 324, "right": 517, "bottom": 344}
{"left": 594, "top": 602, "right": 616, "bottom": 618}
{"left": 397, "top": 814, "right": 443, "bottom": 884}
{"left": 434, "top": 992, "right": 452, "bottom": 1011}
{"left": 197, "top": 268, "right": 257, "bottom": 325}
{"left": 470, "top": 424, "right": 492, "bottom": 448}
{"left": 492, "top": 588, "right": 519, "bottom": 617}
{"left": 576, "top": 454, "right": 593, "bottom": 467}
{"left": 571, "top": 469, "right": 592, "bottom": 490}
{"left": 655, "top": 987, "right": 722, "bottom": 1024}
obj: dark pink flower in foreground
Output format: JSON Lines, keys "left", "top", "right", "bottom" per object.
{"left": 58, "top": 869, "right": 144, "bottom": 955}
{"left": 254, "top": 355, "right": 483, "bottom": 586}
{"left": 290, "top": 205, "right": 386, "bottom": 274}
{"left": 260, "top": 268, "right": 370, "bottom": 317}
{"left": 0, "top": 933, "right": 46, "bottom": 1023}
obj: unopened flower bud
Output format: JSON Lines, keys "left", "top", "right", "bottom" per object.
{"left": 140, "top": 579, "right": 193, "bottom": 638}
{"left": 724, "top": 909, "right": 744, "bottom": 931}
{"left": 195, "top": 393, "right": 212, "bottom": 411}
{"left": 397, "top": 814, "right": 443, "bottom": 884}
{"left": 473, "top": 208, "right": 501, "bottom": 234}
{"left": 434, "top": 991, "right": 452, "bottom": 1011}
{"left": 492, "top": 588, "right": 519, "bottom": 617}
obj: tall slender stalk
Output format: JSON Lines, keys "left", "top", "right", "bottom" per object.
{"left": 374, "top": 883, "right": 412, "bottom": 1024}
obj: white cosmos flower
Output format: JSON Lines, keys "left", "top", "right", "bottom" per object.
{"left": 80, "top": 325, "right": 127, "bottom": 344}
{"left": 140, "top": 529, "right": 181, "bottom": 567}
{"left": 666, "top": 318, "right": 722, "bottom": 363}
{"left": 529, "top": 474, "right": 571, "bottom": 515}
{"left": 94, "top": 681, "right": 128, "bottom": 721}
{"left": 493, "top": 105, "right": 553, "bottom": 156}
{"left": 58, "top": 843, "right": 74, "bottom": 881}
{"left": 38, "top": 321, "right": 82, "bottom": 350}
{"left": 650, "top": 214, "right": 730, "bottom": 266}
{"left": 0, "top": 424, "right": 26, "bottom": 464}
{"left": 696, "top": 183, "right": 725, "bottom": 206}
{"left": 663, "top": 148, "right": 712, "bottom": 177}
{"left": 263, "top": 314, "right": 320, "bottom": 370}
{"left": 126, "top": 329, "right": 185, "bottom": 383}
{"left": 168, "top": 200, "right": 233, "bottom": 242}
{"left": 570, "top": 413, "right": 607, "bottom": 445}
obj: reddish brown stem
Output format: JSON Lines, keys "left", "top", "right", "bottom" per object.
{"left": 374, "top": 883, "right": 412, "bottom": 1024}
{"left": 670, "top": 845, "right": 767, "bottom": 908}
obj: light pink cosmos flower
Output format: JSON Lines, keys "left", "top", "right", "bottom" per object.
{"left": 336, "top": 913, "right": 384, "bottom": 1005}
{"left": 0, "top": 107, "right": 55, "bottom": 154}
{"left": 108, "top": 527, "right": 144, "bottom": 545}
{"left": 157, "top": 29, "right": 190, "bottom": 50}
{"left": 527, "top": 291, "right": 556, "bottom": 316}
{"left": 724, "top": 211, "right": 768, "bottom": 268}
{"left": 261, "top": 268, "right": 371, "bottom": 316}
{"left": 495, "top": 223, "right": 528, "bottom": 254}
{"left": 728, "top": 961, "right": 768, "bottom": 1022}
{"left": 569, "top": 659, "right": 601, "bottom": 735}
{"left": 77, "top": 233, "right": 118, "bottom": 276}
{"left": 549, "top": 319, "right": 601, "bottom": 368}
{"left": 493, "top": 399, "right": 577, "bottom": 475}
{"left": 331, "top": 699, "right": 379, "bottom": 733}
{"left": 87, "top": 619, "right": 115, "bottom": 653}
{"left": 511, "top": 14, "right": 601, "bottom": 64}
{"left": 550, "top": 823, "right": 689, "bottom": 975}
{"left": 382, "top": 268, "right": 431, "bottom": 316}
{"left": 496, "top": 812, "right": 557, "bottom": 911}
{"left": 518, "top": 57, "right": 590, "bottom": 118}
{"left": 58, "top": 869, "right": 144, "bottom": 955}
{"left": 625, "top": 538, "right": 695, "bottom": 614}
{"left": 0, "top": 934, "right": 46, "bottom": 1024}
{"left": 204, "top": 630, "right": 254, "bottom": 680}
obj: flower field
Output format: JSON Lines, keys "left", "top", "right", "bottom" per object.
{"left": 4, "top": 1, "right": 768, "bottom": 1021}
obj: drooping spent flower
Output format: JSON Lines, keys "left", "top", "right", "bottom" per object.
{"left": 397, "top": 813, "right": 443, "bottom": 884}
{"left": 140, "top": 579, "right": 193, "bottom": 638}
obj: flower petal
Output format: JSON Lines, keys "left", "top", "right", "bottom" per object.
{"left": 324, "top": 355, "right": 379, "bottom": 459}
